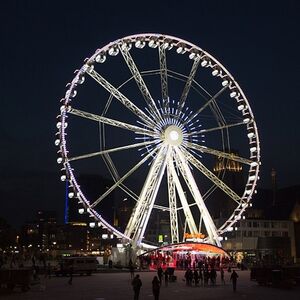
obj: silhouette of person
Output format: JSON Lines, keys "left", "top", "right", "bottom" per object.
{"left": 230, "top": 270, "right": 239, "bottom": 291}
{"left": 132, "top": 274, "right": 142, "bottom": 300}
{"left": 152, "top": 275, "right": 161, "bottom": 300}
{"left": 157, "top": 266, "right": 163, "bottom": 283}
{"left": 68, "top": 263, "right": 74, "bottom": 285}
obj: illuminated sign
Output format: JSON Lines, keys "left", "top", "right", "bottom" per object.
{"left": 184, "top": 233, "right": 205, "bottom": 239}
{"left": 158, "top": 235, "right": 163, "bottom": 243}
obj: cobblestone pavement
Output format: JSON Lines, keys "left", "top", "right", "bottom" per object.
{"left": 2, "top": 270, "right": 300, "bottom": 300}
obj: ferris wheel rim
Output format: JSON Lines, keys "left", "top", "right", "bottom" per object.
{"left": 57, "top": 33, "right": 261, "bottom": 247}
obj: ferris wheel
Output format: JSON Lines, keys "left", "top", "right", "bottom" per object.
{"left": 56, "top": 34, "right": 260, "bottom": 249}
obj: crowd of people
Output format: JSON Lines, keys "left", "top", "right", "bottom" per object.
{"left": 131, "top": 262, "right": 239, "bottom": 300}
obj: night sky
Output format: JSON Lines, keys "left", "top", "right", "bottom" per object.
{"left": 1, "top": 0, "right": 300, "bottom": 228}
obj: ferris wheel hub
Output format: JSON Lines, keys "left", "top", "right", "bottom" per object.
{"left": 163, "top": 125, "right": 183, "bottom": 146}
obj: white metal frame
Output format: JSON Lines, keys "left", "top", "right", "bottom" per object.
{"left": 56, "top": 33, "right": 261, "bottom": 249}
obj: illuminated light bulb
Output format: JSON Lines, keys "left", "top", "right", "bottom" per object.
{"left": 68, "top": 192, "right": 74, "bottom": 198}
{"left": 242, "top": 216, "right": 246, "bottom": 220}
{"left": 77, "top": 75, "right": 85, "bottom": 84}
{"left": 70, "top": 90, "right": 77, "bottom": 98}
{"left": 89, "top": 222, "right": 96, "bottom": 228}
{"left": 189, "top": 52, "right": 197, "bottom": 60}
{"left": 230, "top": 91, "right": 237, "bottom": 98}
{"left": 225, "top": 237, "right": 228, "bottom": 241}
{"left": 55, "top": 139, "right": 60, "bottom": 146}
{"left": 135, "top": 40, "right": 146, "bottom": 48}
{"left": 95, "top": 54, "right": 106, "bottom": 63}
{"left": 57, "top": 157, "right": 63, "bottom": 164}
{"left": 222, "top": 79, "right": 229, "bottom": 86}
{"left": 148, "top": 40, "right": 158, "bottom": 48}
{"left": 212, "top": 69, "right": 219, "bottom": 76}
{"left": 60, "top": 175, "right": 66, "bottom": 181}
{"left": 238, "top": 105, "right": 245, "bottom": 111}
{"left": 108, "top": 47, "right": 119, "bottom": 56}
{"left": 201, "top": 60, "right": 208, "bottom": 67}
{"left": 78, "top": 208, "right": 84, "bottom": 214}
{"left": 176, "top": 46, "right": 186, "bottom": 54}
{"left": 163, "top": 42, "right": 169, "bottom": 49}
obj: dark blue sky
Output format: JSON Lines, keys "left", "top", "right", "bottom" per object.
{"left": 1, "top": 0, "right": 300, "bottom": 227}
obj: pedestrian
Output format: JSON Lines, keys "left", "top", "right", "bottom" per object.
{"left": 164, "top": 269, "right": 169, "bottom": 287}
{"left": 199, "top": 268, "right": 203, "bottom": 286}
{"left": 68, "top": 263, "right": 74, "bottom": 285}
{"left": 152, "top": 275, "right": 161, "bottom": 300}
{"left": 230, "top": 270, "right": 239, "bottom": 292}
{"left": 132, "top": 274, "right": 142, "bottom": 300}
{"left": 46, "top": 262, "right": 51, "bottom": 279}
{"left": 193, "top": 269, "right": 199, "bottom": 286}
{"left": 220, "top": 268, "right": 225, "bottom": 285}
{"left": 129, "top": 259, "right": 135, "bottom": 279}
{"left": 210, "top": 268, "right": 217, "bottom": 286}
{"left": 157, "top": 266, "right": 163, "bottom": 283}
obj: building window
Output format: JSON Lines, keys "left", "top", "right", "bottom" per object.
{"left": 264, "top": 231, "right": 270, "bottom": 237}
{"left": 247, "top": 222, "right": 252, "bottom": 228}
{"left": 253, "top": 221, "right": 259, "bottom": 228}
{"left": 263, "top": 222, "right": 270, "bottom": 228}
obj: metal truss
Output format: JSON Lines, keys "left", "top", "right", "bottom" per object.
{"left": 186, "top": 142, "right": 253, "bottom": 165}
{"left": 70, "top": 108, "right": 156, "bottom": 137}
{"left": 119, "top": 46, "right": 163, "bottom": 122}
{"left": 125, "top": 146, "right": 169, "bottom": 246}
{"left": 182, "top": 148, "right": 246, "bottom": 205}
{"left": 167, "top": 157, "right": 179, "bottom": 243}
{"left": 183, "top": 85, "right": 228, "bottom": 125}
{"left": 158, "top": 45, "right": 169, "bottom": 111}
{"left": 174, "top": 147, "right": 221, "bottom": 247}
{"left": 87, "top": 69, "right": 156, "bottom": 127}
{"left": 168, "top": 155, "right": 198, "bottom": 235}
{"left": 91, "top": 147, "right": 158, "bottom": 208}
{"left": 176, "top": 57, "right": 200, "bottom": 116}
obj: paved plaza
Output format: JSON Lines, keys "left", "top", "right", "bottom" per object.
{"left": 2, "top": 270, "right": 300, "bottom": 300}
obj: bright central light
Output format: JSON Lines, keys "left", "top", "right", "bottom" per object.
{"left": 164, "top": 125, "right": 183, "bottom": 146}
{"left": 169, "top": 130, "right": 179, "bottom": 141}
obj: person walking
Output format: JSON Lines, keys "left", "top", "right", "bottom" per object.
{"left": 132, "top": 274, "right": 142, "bottom": 300}
{"left": 220, "top": 268, "right": 225, "bottom": 285}
{"left": 157, "top": 266, "right": 163, "bottom": 283}
{"left": 152, "top": 276, "right": 161, "bottom": 300}
{"left": 68, "top": 263, "right": 74, "bottom": 285}
{"left": 164, "top": 269, "right": 169, "bottom": 287}
{"left": 129, "top": 259, "right": 135, "bottom": 279}
{"left": 230, "top": 270, "right": 239, "bottom": 292}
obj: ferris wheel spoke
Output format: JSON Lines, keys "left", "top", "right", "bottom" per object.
{"left": 158, "top": 45, "right": 169, "bottom": 112}
{"left": 87, "top": 68, "right": 156, "bottom": 127}
{"left": 183, "top": 85, "right": 228, "bottom": 125}
{"left": 91, "top": 146, "right": 160, "bottom": 209}
{"left": 188, "top": 120, "right": 246, "bottom": 135}
{"left": 186, "top": 142, "right": 253, "bottom": 165}
{"left": 181, "top": 148, "right": 245, "bottom": 205}
{"left": 174, "top": 147, "right": 221, "bottom": 246}
{"left": 125, "top": 146, "right": 170, "bottom": 246}
{"left": 119, "top": 46, "right": 163, "bottom": 122}
{"left": 177, "top": 57, "right": 200, "bottom": 116}
{"left": 168, "top": 155, "right": 198, "bottom": 235}
{"left": 69, "top": 141, "right": 156, "bottom": 162}
{"left": 69, "top": 108, "right": 157, "bottom": 137}
{"left": 167, "top": 159, "right": 179, "bottom": 243}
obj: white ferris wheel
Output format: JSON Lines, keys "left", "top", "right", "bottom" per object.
{"left": 56, "top": 34, "right": 260, "bottom": 249}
